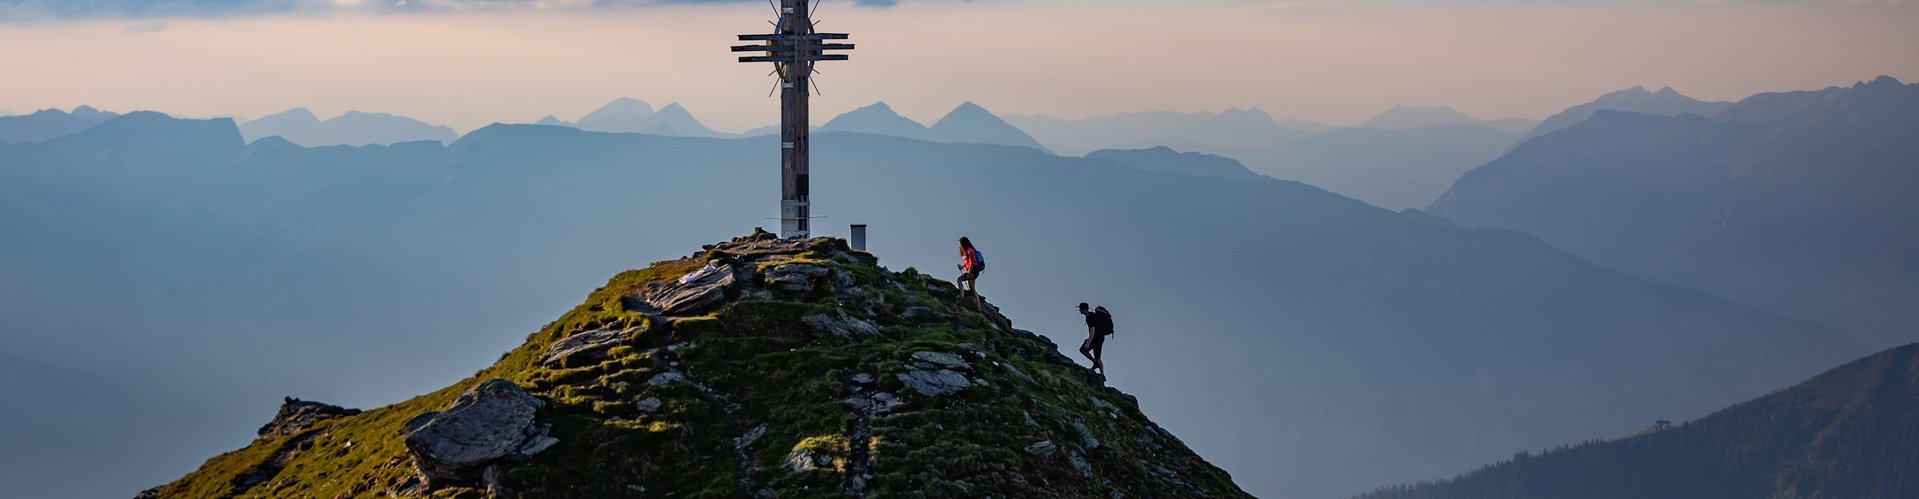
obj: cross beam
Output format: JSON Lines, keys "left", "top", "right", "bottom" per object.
{"left": 737, "top": 1, "right": 854, "bottom": 239}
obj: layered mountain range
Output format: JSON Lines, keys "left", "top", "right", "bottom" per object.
{"left": 1359, "top": 105, "right": 1537, "bottom": 134}
{"left": 1516, "top": 86, "right": 1732, "bottom": 144}
{"left": 1004, "top": 105, "right": 1535, "bottom": 210}
{"left": 0, "top": 105, "right": 119, "bottom": 143}
{"left": 1432, "top": 76, "right": 1919, "bottom": 347}
{"left": 239, "top": 108, "right": 459, "bottom": 147}
{"left": 0, "top": 111, "right": 1865, "bottom": 498}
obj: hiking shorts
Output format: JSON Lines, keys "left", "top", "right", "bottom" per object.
{"left": 1081, "top": 334, "right": 1105, "bottom": 357}
{"left": 959, "top": 269, "right": 981, "bottom": 281}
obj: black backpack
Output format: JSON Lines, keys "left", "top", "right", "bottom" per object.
{"left": 1091, "top": 306, "right": 1115, "bottom": 336}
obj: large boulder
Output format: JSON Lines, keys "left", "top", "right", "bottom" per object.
{"left": 403, "top": 378, "right": 553, "bottom": 486}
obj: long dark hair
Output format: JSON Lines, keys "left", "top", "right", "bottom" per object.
{"left": 959, "top": 237, "right": 974, "bottom": 250}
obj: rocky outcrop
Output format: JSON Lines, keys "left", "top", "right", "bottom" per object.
{"left": 402, "top": 378, "right": 555, "bottom": 486}
{"left": 896, "top": 367, "right": 975, "bottom": 397}
{"left": 257, "top": 397, "right": 361, "bottom": 439}
{"left": 639, "top": 263, "right": 739, "bottom": 315}
{"left": 765, "top": 262, "right": 831, "bottom": 293}
{"left": 803, "top": 313, "right": 881, "bottom": 338}
{"left": 893, "top": 349, "right": 981, "bottom": 397}
{"left": 541, "top": 326, "right": 637, "bottom": 367}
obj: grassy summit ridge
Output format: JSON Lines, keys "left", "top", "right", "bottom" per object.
{"left": 148, "top": 232, "right": 1248, "bottom": 498}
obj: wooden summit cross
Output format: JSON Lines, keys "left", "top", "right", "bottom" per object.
{"left": 735, "top": 0, "right": 854, "bottom": 239}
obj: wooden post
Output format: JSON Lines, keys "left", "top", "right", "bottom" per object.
{"left": 737, "top": 1, "right": 853, "bottom": 239}
{"left": 781, "top": 0, "right": 809, "bottom": 238}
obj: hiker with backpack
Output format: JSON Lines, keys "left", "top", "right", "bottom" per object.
{"left": 1078, "top": 302, "right": 1115, "bottom": 375}
{"left": 956, "top": 237, "right": 985, "bottom": 308}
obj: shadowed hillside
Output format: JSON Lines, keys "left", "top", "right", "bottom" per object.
{"left": 1363, "top": 343, "right": 1919, "bottom": 499}
{"left": 1432, "top": 76, "right": 1919, "bottom": 347}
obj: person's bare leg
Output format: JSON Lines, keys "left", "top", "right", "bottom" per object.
{"left": 958, "top": 274, "right": 980, "bottom": 308}
{"left": 1080, "top": 338, "right": 1097, "bottom": 366}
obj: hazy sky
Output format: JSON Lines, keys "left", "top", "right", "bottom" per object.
{"left": 2, "top": 0, "right": 1916, "bottom": 132}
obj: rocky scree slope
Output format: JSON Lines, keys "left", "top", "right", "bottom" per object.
{"left": 144, "top": 232, "right": 1247, "bottom": 498}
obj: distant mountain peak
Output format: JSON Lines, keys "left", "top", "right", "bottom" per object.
{"left": 602, "top": 97, "right": 652, "bottom": 109}
{"left": 66, "top": 111, "right": 245, "bottom": 152}
{"left": 1360, "top": 105, "right": 1509, "bottom": 131}
{"left": 337, "top": 110, "right": 398, "bottom": 119}
{"left": 238, "top": 107, "right": 455, "bottom": 146}
{"left": 1087, "top": 146, "right": 1264, "bottom": 181}
{"left": 645, "top": 103, "right": 698, "bottom": 125}
{"left": 0, "top": 104, "right": 120, "bottom": 143}
{"left": 1219, "top": 107, "right": 1276, "bottom": 121}
{"left": 1382, "top": 104, "right": 1468, "bottom": 116}
{"left": 928, "top": 102, "right": 1051, "bottom": 152}
{"left": 1862, "top": 75, "right": 1905, "bottom": 88}
{"left": 938, "top": 102, "right": 1001, "bottom": 123}
{"left": 634, "top": 102, "right": 720, "bottom": 138}
{"left": 255, "top": 108, "right": 320, "bottom": 123}
{"left": 1518, "top": 85, "right": 1731, "bottom": 143}
{"left": 820, "top": 101, "right": 927, "bottom": 139}
{"left": 574, "top": 98, "right": 658, "bottom": 133}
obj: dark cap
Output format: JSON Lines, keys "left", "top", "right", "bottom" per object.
{"left": 1077, "top": 302, "right": 1089, "bottom": 309}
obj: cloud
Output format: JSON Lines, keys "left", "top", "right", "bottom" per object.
{"left": 1, "top": 0, "right": 306, "bottom": 21}
{"left": 6, "top": 0, "right": 1908, "bottom": 23}
{"left": 0, "top": 0, "right": 915, "bottom": 22}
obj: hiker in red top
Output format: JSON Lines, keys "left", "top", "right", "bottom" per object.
{"left": 956, "top": 237, "right": 985, "bottom": 308}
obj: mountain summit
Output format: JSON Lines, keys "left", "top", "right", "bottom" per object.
{"left": 1517, "top": 85, "right": 1732, "bottom": 144}
{"left": 1360, "top": 105, "right": 1537, "bottom": 133}
{"left": 145, "top": 232, "right": 1247, "bottom": 497}
{"left": 573, "top": 97, "right": 657, "bottom": 133}
{"left": 636, "top": 103, "right": 722, "bottom": 138}
{"left": 0, "top": 105, "right": 121, "bottom": 143}
{"left": 927, "top": 102, "right": 1052, "bottom": 153}
{"left": 238, "top": 108, "right": 457, "bottom": 147}
{"left": 819, "top": 101, "right": 930, "bottom": 139}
